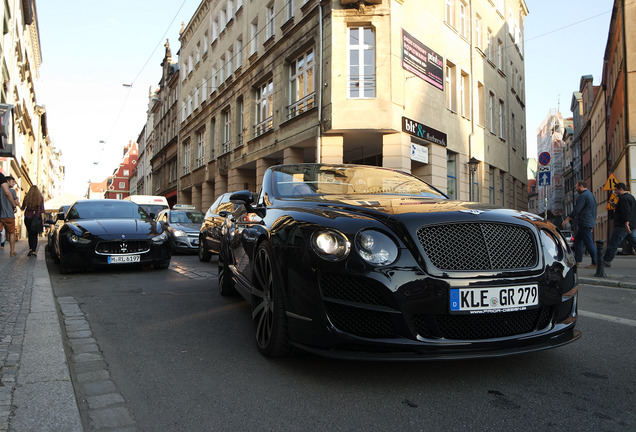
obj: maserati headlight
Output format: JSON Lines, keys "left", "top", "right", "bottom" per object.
{"left": 69, "top": 234, "right": 91, "bottom": 244}
{"left": 356, "top": 230, "right": 398, "bottom": 265}
{"left": 173, "top": 229, "right": 187, "bottom": 237}
{"left": 152, "top": 232, "right": 169, "bottom": 244}
{"left": 311, "top": 230, "right": 350, "bottom": 261}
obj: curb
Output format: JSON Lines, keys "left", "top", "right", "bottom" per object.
{"left": 578, "top": 276, "right": 636, "bottom": 290}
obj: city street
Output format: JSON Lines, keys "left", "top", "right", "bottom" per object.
{"left": 46, "top": 254, "right": 636, "bottom": 432}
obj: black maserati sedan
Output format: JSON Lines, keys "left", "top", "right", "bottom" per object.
{"left": 218, "top": 163, "right": 580, "bottom": 360}
{"left": 51, "top": 199, "right": 172, "bottom": 273}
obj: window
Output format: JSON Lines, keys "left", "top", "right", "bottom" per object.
{"left": 489, "top": 167, "right": 495, "bottom": 204}
{"left": 266, "top": 3, "right": 275, "bottom": 39}
{"left": 486, "top": 29, "right": 493, "bottom": 62}
{"left": 119, "top": 181, "right": 126, "bottom": 189}
{"left": 182, "top": 141, "right": 191, "bottom": 175}
{"left": 196, "top": 130, "right": 205, "bottom": 168}
{"left": 188, "top": 55, "right": 193, "bottom": 74}
{"left": 475, "top": 14, "right": 482, "bottom": 51}
{"left": 194, "top": 86, "right": 200, "bottom": 109}
{"left": 477, "top": 82, "right": 484, "bottom": 126}
{"left": 445, "top": 0, "right": 455, "bottom": 27}
{"left": 236, "top": 36, "right": 243, "bottom": 69}
{"left": 202, "top": 77, "right": 207, "bottom": 102}
{"left": 286, "top": 0, "right": 294, "bottom": 21}
{"left": 210, "top": 118, "right": 216, "bottom": 160}
{"left": 459, "top": 1, "right": 468, "bottom": 38}
{"left": 447, "top": 152, "right": 457, "bottom": 199}
{"left": 250, "top": 20, "right": 258, "bottom": 55}
{"left": 123, "top": 169, "right": 130, "bottom": 176}
{"left": 289, "top": 49, "right": 315, "bottom": 118}
{"left": 489, "top": 91, "right": 495, "bottom": 133}
{"left": 213, "top": 19, "right": 219, "bottom": 41}
{"left": 347, "top": 27, "right": 375, "bottom": 98}
{"left": 497, "top": 39, "right": 503, "bottom": 70}
{"left": 237, "top": 98, "right": 244, "bottom": 147}
{"left": 255, "top": 80, "right": 273, "bottom": 136}
{"left": 169, "top": 160, "right": 177, "bottom": 183}
{"left": 222, "top": 109, "right": 231, "bottom": 154}
{"left": 460, "top": 70, "right": 469, "bottom": 118}
{"left": 187, "top": 95, "right": 193, "bottom": 116}
{"left": 226, "top": 48, "right": 233, "bottom": 78}
{"left": 196, "top": 43, "right": 201, "bottom": 64}
{"left": 220, "top": 8, "right": 227, "bottom": 30}
{"left": 499, "top": 99, "right": 505, "bottom": 138}
{"left": 220, "top": 54, "right": 226, "bottom": 83}
{"left": 203, "top": 33, "right": 209, "bottom": 54}
{"left": 445, "top": 61, "right": 456, "bottom": 111}
{"left": 212, "top": 64, "right": 218, "bottom": 91}
{"left": 499, "top": 170, "right": 505, "bottom": 206}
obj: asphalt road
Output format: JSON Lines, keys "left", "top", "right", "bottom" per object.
{"left": 47, "top": 254, "right": 636, "bottom": 432}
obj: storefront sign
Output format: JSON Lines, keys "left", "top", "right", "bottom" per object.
{"left": 402, "top": 117, "right": 447, "bottom": 147}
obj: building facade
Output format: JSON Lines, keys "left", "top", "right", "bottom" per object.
{"left": 149, "top": 39, "right": 181, "bottom": 208}
{"left": 176, "top": 0, "right": 529, "bottom": 212}
{"left": 104, "top": 141, "right": 138, "bottom": 200}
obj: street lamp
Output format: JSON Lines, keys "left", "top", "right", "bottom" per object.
{"left": 468, "top": 157, "right": 480, "bottom": 201}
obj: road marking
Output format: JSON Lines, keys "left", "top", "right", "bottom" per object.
{"left": 579, "top": 310, "right": 636, "bottom": 327}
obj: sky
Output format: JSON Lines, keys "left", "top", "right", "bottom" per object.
{"left": 35, "top": 0, "right": 614, "bottom": 197}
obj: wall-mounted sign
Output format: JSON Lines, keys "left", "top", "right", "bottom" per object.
{"left": 401, "top": 29, "right": 444, "bottom": 91}
{"left": 402, "top": 116, "right": 447, "bottom": 147}
{"left": 410, "top": 142, "right": 429, "bottom": 164}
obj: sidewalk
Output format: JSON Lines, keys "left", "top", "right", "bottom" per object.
{"left": 575, "top": 254, "right": 636, "bottom": 289}
{"left": 0, "top": 239, "right": 82, "bottom": 431}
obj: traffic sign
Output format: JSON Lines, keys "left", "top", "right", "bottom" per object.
{"left": 537, "top": 165, "right": 550, "bottom": 173}
{"left": 603, "top": 173, "right": 621, "bottom": 191}
{"left": 607, "top": 192, "right": 619, "bottom": 210}
{"left": 538, "top": 171, "right": 551, "bottom": 186}
{"left": 539, "top": 152, "right": 551, "bottom": 165}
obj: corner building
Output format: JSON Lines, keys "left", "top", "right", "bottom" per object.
{"left": 178, "top": 0, "right": 529, "bottom": 210}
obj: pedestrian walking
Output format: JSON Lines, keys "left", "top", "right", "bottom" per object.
{"left": 562, "top": 180, "right": 598, "bottom": 268}
{"left": 0, "top": 176, "right": 19, "bottom": 256}
{"left": 21, "top": 185, "right": 45, "bottom": 257}
{"left": 602, "top": 182, "right": 636, "bottom": 267}
{"left": 1, "top": 172, "right": 18, "bottom": 208}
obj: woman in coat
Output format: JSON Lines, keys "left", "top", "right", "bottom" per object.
{"left": 21, "top": 185, "right": 45, "bottom": 256}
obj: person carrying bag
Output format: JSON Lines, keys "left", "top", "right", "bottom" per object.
{"left": 21, "top": 185, "right": 45, "bottom": 257}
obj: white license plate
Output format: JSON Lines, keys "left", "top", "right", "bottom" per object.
{"left": 450, "top": 285, "right": 539, "bottom": 314}
{"left": 108, "top": 255, "right": 141, "bottom": 264}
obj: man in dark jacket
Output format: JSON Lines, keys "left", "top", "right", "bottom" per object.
{"left": 602, "top": 182, "right": 636, "bottom": 266}
{"left": 562, "top": 180, "right": 597, "bottom": 267}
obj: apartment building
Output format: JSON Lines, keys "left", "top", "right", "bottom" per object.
{"left": 177, "top": 0, "right": 529, "bottom": 211}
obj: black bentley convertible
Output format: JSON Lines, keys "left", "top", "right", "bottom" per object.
{"left": 51, "top": 199, "right": 172, "bottom": 273}
{"left": 218, "top": 163, "right": 580, "bottom": 360}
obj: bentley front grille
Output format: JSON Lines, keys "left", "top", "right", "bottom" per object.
{"left": 417, "top": 223, "right": 537, "bottom": 271}
{"left": 96, "top": 240, "right": 149, "bottom": 255}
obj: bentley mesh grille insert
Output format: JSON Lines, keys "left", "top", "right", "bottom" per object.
{"left": 417, "top": 223, "right": 537, "bottom": 271}
{"left": 96, "top": 240, "right": 149, "bottom": 255}
{"left": 412, "top": 307, "right": 553, "bottom": 340}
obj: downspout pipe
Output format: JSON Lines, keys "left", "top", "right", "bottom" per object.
{"left": 317, "top": 2, "right": 324, "bottom": 163}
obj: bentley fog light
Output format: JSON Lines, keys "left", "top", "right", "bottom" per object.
{"left": 356, "top": 230, "right": 398, "bottom": 265}
{"left": 311, "top": 230, "right": 350, "bottom": 261}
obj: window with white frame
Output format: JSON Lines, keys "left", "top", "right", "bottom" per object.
{"left": 220, "top": 55, "right": 226, "bottom": 83}
{"left": 228, "top": 0, "right": 234, "bottom": 18}
{"left": 220, "top": 8, "right": 227, "bottom": 30}
{"left": 460, "top": 70, "right": 469, "bottom": 118}
{"left": 286, "top": 0, "right": 294, "bottom": 21}
{"left": 188, "top": 54, "right": 193, "bottom": 74}
{"left": 194, "top": 87, "right": 200, "bottom": 110}
{"left": 124, "top": 169, "right": 130, "bottom": 176}
{"left": 459, "top": 1, "right": 468, "bottom": 38}
{"left": 477, "top": 82, "right": 484, "bottom": 126}
{"left": 289, "top": 49, "right": 315, "bottom": 118}
{"left": 486, "top": 28, "right": 493, "bottom": 62}
{"left": 187, "top": 95, "right": 193, "bottom": 116}
{"left": 210, "top": 118, "right": 216, "bottom": 160}
{"left": 182, "top": 141, "right": 191, "bottom": 175}
{"left": 222, "top": 109, "right": 231, "bottom": 154}
{"left": 499, "top": 99, "right": 505, "bottom": 139}
{"left": 489, "top": 91, "right": 495, "bottom": 133}
{"left": 445, "top": 61, "right": 456, "bottom": 111}
{"left": 236, "top": 0, "right": 243, "bottom": 9}
{"left": 250, "top": 20, "right": 258, "bottom": 55}
{"left": 236, "top": 36, "right": 243, "bottom": 69}
{"left": 213, "top": 19, "right": 218, "bottom": 41}
{"left": 119, "top": 181, "right": 126, "bottom": 189}
{"left": 497, "top": 39, "right": 503, "bottom": 70}
{"left": 255, "top": 80, "right": 273, "bottom": 136}
{"left": 475, "top": 14, "right": 482, "bottom": 51}
{"left": 267, "top": 3, "right": 275, "bottom": 39}
{"left": 203, "top": 33, "right": 209, "bottom": 54}
{"left": 212, "top": 64, "right": 218, "bottom": 91}
{"left": 196, "top": 43, "right": 201, "bottom": 64}
{"left": 226, "top": 48, "right": 233, "bottom": 78}
{"left": 196, "top": 130, "right": 205, "bottom": 168}
{"left": 445, "top": 0, "right": 455, "bottom": 27}
{"left": 347, "top": 27, "right": 375, "bottom": 99}
{"left": 202, "top": 78, "right": 207, "bottom": 101}
{"left": 237, "top": 98, "right": 244, "bottom": 146}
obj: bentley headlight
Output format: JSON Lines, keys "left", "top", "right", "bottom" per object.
{"left": 152, "top": 232, "right": 169, "bottom": 244}
{"left": 311, "top": 230, "right": 350, "bottom": 261}
{"left": 356, "top": 230, "right": 398, "bottom": 265}
{"left": 173, "top": 229, "right": 187, "bottom": 237}
{"left": 540, "top": 230, "right": 563, "bottom": 261}
{"left": 69, "top": 234, "right": 91, "bottom": 244}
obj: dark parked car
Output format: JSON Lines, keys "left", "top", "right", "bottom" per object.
{"left": 198, "top": 192, "right": 241, "bottom": 262}
{"left": 156, "top": 205, "right": 205, "bottom": 253}
{"left": 218, "top": 163, "right": 581, "bottom": 360}
{"left": 46, "top": 205, "right": 70, "bottom": 261}
{"left": 51, "top": 199, "right": 171, "bottom": 273}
